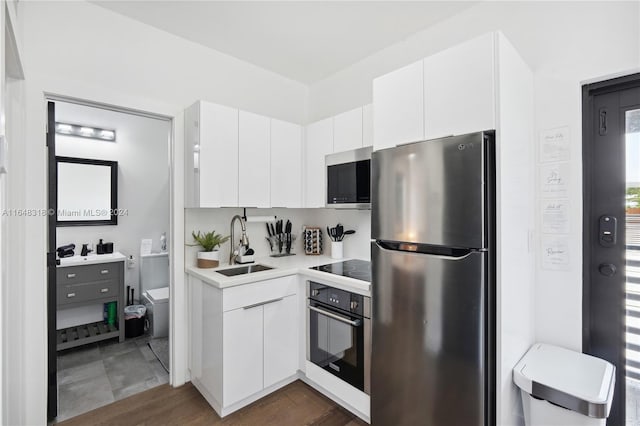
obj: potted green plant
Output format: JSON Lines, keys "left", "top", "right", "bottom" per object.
{"left": 189, "top": 230, "right": 230, "bottom": 268}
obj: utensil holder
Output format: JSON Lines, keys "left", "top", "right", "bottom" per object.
{"left": 331, "top": 241, "right": 343, "bottom": 259}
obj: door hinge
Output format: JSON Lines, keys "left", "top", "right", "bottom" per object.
{"left": 599, "top": 108, "right": 608, "bottom": 135}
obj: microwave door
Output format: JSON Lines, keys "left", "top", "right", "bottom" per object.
{"left": 325, "top": 146, "right": 372, "bottom": 209}
{"left": 328, "top": 162, "right": 357, "bottom": 204}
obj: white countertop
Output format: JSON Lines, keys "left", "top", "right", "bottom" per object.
{"left": 185, "top": 255, "right": 371, "bottom": 295}
{"left": 57, "top": 251, "right": 127, "bottom": 268}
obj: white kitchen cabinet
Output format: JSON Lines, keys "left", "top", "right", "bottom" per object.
{"left": 362, "top": 104, "right": 373, "bottom": 148}
{"left": 270, "top": 119, "right": 302, "bottom": 208}
{"left": 263, "top": 295, "right": 298, "bottom": 388}
{"left": 304, "top": 117, "right": 333, "bottom": 208}
{"left": 372, "top": 60, "right": 424, "bottom": 151}
{"left": 333, "top": 107, "right": 363, "bottom": 153}
{"left": 189, "top": 276, "right": 203, "bottom": 382}
{"left": 185, "top": 101, "right": 239, "bottom": 207}
{"left": 424, "top": 33, "right": 495, "bottom": 139}
{"left": 222, "top": 304, "right": 264, "bottom": 405}
{"left": 239, "top": 111, "right": 271, "bottom": 208}
{"left": 190, "top": 275, "right": 298, "bottom": 417}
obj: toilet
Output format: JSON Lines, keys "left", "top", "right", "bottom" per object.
{"left": 140, "top": 252, "right": 169, "bottom": 338}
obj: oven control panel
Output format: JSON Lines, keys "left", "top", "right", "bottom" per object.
{"left": 309, "top": 281, "right": 366, "bottom": 317}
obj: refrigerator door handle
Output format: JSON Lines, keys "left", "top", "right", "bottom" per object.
{"left": 376, "top": 240, "right": 473, "bottom": 258}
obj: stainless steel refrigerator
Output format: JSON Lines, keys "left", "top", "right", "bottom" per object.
{"left": 371, "top": 131, "right": 495, "bottom": 426}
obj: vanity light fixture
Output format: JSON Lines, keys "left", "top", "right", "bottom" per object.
{"left": 55, "top": 122, "right": 116, "bottom": 142}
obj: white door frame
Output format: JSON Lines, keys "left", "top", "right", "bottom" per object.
{"left": 19, "top": 77, "right": 187, "bottom": 424}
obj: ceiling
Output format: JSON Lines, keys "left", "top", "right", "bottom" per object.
{"left": 92, "top": 1, "right": 477, "bottom": 85}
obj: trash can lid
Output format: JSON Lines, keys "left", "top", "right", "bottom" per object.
{"left": 146, "top": 287, "right": 169, "bottom": 303}
{"left": 513, "top": 343, "right": 616, "bottom": 419}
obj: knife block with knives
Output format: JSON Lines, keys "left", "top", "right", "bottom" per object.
{"left": 266, "top": 219, "right": 296, "bottom": 257}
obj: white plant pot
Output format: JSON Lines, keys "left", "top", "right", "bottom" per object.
{"left": 197, "top": 250, "right": 219, "bottom": 268}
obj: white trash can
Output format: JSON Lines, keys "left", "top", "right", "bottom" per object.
{"left": 513, "top": 343, "right": 616, "bottom": 426}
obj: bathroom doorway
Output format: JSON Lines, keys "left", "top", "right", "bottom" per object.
{"left": 46, "top": 97, "right": 173, "bottom": 422}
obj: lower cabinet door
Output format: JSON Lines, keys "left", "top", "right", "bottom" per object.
{"left": 263, "top": 295, "right": 298, "bottom": 388}
{"left": 223, "top": 305, "right": 264, "bottom": 406}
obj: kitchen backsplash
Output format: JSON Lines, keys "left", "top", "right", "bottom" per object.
{"left": 185, "top": 207, "right": 371, "bottom": 267}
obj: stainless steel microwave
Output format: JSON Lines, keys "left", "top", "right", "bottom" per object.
{"left": 325, "top": 146, "right": 372, "bottom": 209}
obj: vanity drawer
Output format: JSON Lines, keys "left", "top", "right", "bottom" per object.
{"left": 57, "top": 280, "right": 120, "bottom": 305}
{"left": 57, "top": 263, "right": 121, "bottom": 285}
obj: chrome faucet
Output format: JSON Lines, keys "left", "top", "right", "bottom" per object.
{"left": 229, "top": 215, "right": 249, "bottom": 265}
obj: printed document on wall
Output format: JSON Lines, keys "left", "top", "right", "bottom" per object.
{"left": 540, "top": 126, "right": 570, "bottom": 163}
{"left": 541, "top": 235, "right": 570, "bottom": 271}
{"left": 540, "top": 199, "right": 570, "bottom": 234}
{"left": 540, "top": 162, "right": 570, "bottom": 198}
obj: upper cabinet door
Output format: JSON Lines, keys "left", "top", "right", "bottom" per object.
{"left": 373, "top": 60, "right": 424, "bottom": 151}
{"left": 239, "top": 111, "right": 271, "bottom": 208}
{"left": 362, "top": 104, "right": 373, "bottom": 148}
{"left": 199, "top": 102, "right": 239, "bottom": 207}
{"left": 270, "top": 119, "right": 302, "bottom": 208}
{"left": 333, "top": 107, "right": 363, "bottom": 153}
{"left": 424, "top": 33, "right": 496, "bottom": 140}
{"left": 304, "top": 118, "right": 333, "bottom": 208}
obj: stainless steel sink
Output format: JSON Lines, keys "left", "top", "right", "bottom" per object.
{"left": 216, "top": 264, "right": 273, "bottom": 277}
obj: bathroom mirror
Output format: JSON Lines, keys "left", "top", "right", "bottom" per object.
{"left": 56, "top": 156, "right": 118, "bottom": 226}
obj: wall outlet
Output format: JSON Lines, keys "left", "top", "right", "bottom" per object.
{"left": 127, "top": 255, "right": 136, "bottom": 269}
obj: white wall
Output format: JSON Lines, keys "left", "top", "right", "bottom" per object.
{"left": 185, "top": 208, "right": 371, "bottom": 268}
{"left": 15, "top": 1, "right": 309, "bottom": 423}
{"left": 308, "top": 0, "right": 640, "bottom": 350}
{"left": 25, "top": 2, "right": 308, "bottom": 125}
{"left": 55, "top": 101, "right": 170, "bottom": 327}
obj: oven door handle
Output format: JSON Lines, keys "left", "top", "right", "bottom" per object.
{"left": 308, "top": 304, "right": 362, "bottom": 327}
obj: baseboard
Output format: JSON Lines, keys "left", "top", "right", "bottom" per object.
{"left": 191, "top": 374, "right": 300, "bottom": 418}
{"left": 300, "top": 366, "right": 370, "bottom": 424}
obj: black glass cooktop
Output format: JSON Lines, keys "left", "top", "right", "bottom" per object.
{"left": 310, "top": 259, "right": 371, "bottom": 283}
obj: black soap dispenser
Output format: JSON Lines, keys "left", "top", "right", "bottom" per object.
{"left": 97, "top": 239, "right": 106, "bottom": 255}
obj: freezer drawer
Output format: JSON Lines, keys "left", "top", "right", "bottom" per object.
{"left": 371, "top": 241, "right": 487, "bottom": 426}
{"left": 371, "top": 131, "right": 492, "bottom": 249}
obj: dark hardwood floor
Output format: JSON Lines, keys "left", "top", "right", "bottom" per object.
{"left": 57, "top": 380, "right": 368, "bottom": 426}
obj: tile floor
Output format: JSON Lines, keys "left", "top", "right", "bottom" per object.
{"left": 56, "top": 335, "right": 169, "bottom": 422}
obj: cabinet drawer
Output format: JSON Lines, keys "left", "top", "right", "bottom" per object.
{"left": 57, "top": 280, "right": 119, "bottom": 306}
{"left": 57, "top": 263, "right": 121, "bottom": 285}
{"left": 222, "top": 275, "right": 297, "bottom": 312}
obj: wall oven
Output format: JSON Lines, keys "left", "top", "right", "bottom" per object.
{"left": 307, "top": 281, "right": 371, "bottom": 394}
{"left": 325, "top": 146, "right": 372, "bottom": 209}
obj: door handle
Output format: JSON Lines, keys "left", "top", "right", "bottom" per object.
{"left": 599, "top": 263, "right": 617, "bottom": 277}
{"left": 67, "top": 292, "right": 76, "bottom": 298}
{"left": 100, "top": 269, "right": 110, "bottom": 275}
{"left": 67, "top": 273, "right": 76, "bottom": 278}
{"left": 242, "top": 297, "right": 283, "bottom": 310}
{"left": 308, "top": 304, "right": 361, "bottom": 326}
{"left": 100, "top": 288, "right": 109, "bottom": 293}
